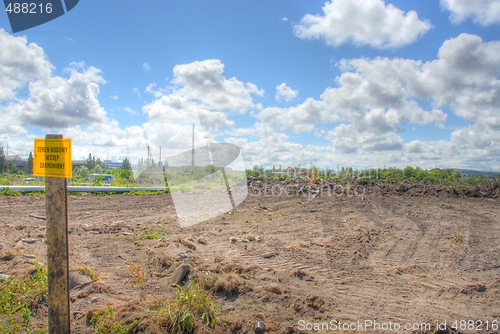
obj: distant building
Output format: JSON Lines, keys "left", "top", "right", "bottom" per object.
{"left": 72, "top": 160, "right": 87, "bottom": 168}
{"left": 6, "top": 155, "right": 28, "bottom": 173}
{"left": 104, "top": 160, "right": 122, "bottom": 169}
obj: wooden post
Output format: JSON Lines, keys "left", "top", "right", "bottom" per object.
{"left": 45, "top": 134, "right": 70, "bottom": 333}
{"left": 221, "top": 167, "right": 235, "bottom": 209}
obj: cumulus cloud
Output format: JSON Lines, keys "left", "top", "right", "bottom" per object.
{"left": 402, "top": 33, "right": 500, "bottom": 119}
{"left": 440, "top": 0, "right": 500, "bottom": 25}
{"left": 144, "top": 82, "right": 173, "bottom": 98}
{"left": 172, "top": 59, "right": 264, "bottom": 113}
{"left": 257, "top": 98, "right": 332, "bottom": 133}
{"left": 142, "top": 93, "right": 234, "bottom": 131}
{"left": 0, "top": 112, "right": 27, "bottom": 136}
{"left": 225, "top": 122, "right": 303, "bottom": 168}
{"left": 142, "top": 59, "right": 263, "bottom": 134}
{"left": 293, "top": 0, "right": 432, "bottom": 49}
{"left": 0, "top": 28, "right": 53, "bottom": 101}
{"left": 62, "top": 118, "right": 215, "bottom": 162}
{"left": 255, "top": 33, "right": 500, "bottom": 160}
{"left": 319, "top": 33, "right": 500, "bottom": 161}
{"left": 143, "top": 62, "right": 150, "bottom": 71}
{"left": 326, "top": 120, "right": 404, "bottom": 154}
{"left": 7, "top": 63, "right": 107, "bottom": 128}
{"left": 275, "top": 83, "right": 299, "bottom": 102}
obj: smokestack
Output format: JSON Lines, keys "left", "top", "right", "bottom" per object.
{"left": 191, "top": 124, "right": 195, "bottom": 167}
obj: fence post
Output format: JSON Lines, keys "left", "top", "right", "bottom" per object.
{"left": 45, "top": 134, "right": 70, "bottom": 333}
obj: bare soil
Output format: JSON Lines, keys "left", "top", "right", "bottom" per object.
{"left": 1, "top": 180, "right": 500, "bottom": 333}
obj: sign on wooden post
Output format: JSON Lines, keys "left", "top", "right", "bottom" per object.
{"left": 33, "top": 138, "right": 72, "bottom": 178}
{"left": 35, "top": 134, "right": 72, "bottom": 334}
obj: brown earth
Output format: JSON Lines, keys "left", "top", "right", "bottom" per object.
{"left": 1, "top": 180, "right": 500, "bottom": 333}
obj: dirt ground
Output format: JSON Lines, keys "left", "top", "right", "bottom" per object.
{"left": 1, "top": 180, "right": 500, "bottom": 333}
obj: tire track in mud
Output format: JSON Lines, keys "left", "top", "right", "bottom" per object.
{"left": 314, "top": 198, "right": 425, "bottom": 324}
{"left": 456, "top": 212, "right": 500, "bottom": 272}
{"left": 230, "top": 254, "right": 332, "bottom": 280}
{"left": 314, "top": 196, "right": 500, "bottom": 326}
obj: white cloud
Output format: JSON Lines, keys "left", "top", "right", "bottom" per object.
{"left": 0, "top": 28, "right": 53, "bottom": 101}
{"left": 281, "top": 17, "right": 289, "bottom": 22}
{"left": 225, "top": 122, "right": 304, "bottom": 169}
{"left": 2, "top": 27, "right": 500, "bottom": 171}
{"left": 293, "top": 0, "right": 432, "bottom": 49}
{"left": 142, "top": 59, "right": 263, "bottom": 135}
{"left": 142, "top": 93, "right": 234, "bottom": 131}
{"left": 6, "top": 63, "right": 107, "bottom": 128}
{"left": 172, "top": 59, "right": 264, "bottom": 114}
{"left": 145, "top": 83, "right": 170, "bottom": 98}
{"left": 110, "top": 95, "right": 119, "bottom": 100}
{"left": 255, "top": 33, "right": 500, "bottom": 162}
{"left": 61, "top": 118, "right": 218, "bottom": 164}
{"left": 123, "top": 107, "right": 137, "bottom": 115}
{"left": 275, "top": 83, "right": 299, "bottom": 102}
{"left": 403, "top": 34, "right": 500, "bottom": 120}
{"left": 143, "top": 62, "right": 150, "bottom": 71}
{"left": 225, "top": 127, "right": 258, "bottom": 137}
{"left": 319, "top": 33, "right": 500, "bottom": 162}
{"left": 257, "top": 98, "right": 331, "bottom": 133}
{"left": 326, "top": 119, "right": 404, "bottom": 153}
{"left": 440, "top": 0, "right": 500, "bottom": 25}
{"left": 0, "top": 113, "right": 27, "bottom": 136}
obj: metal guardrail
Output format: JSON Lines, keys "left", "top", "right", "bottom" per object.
{"left": 0, "top": 186, "right": 178, "bottom": 193}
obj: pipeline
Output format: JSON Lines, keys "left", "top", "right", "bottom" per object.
{"left": 0, "top": 186, "right": 178, "bottom": 193}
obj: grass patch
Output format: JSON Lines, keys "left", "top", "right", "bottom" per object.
{"left": 453, "top": 234, "right": 464, "bottom": 244}
{"left": 254, "top": 216, "right": 265, "bottom": 223}
{"left": 0, "top": 259, "right": 48, "bottom": 333}
{"left": 152, "top": 281, "right": 225, "bottom": 333}
{"left": 88, "top": 305, "right": 139, "bottom": 334}
{"left": 0, "top": 188, "right": 21, "bottom": 196}
{"left": 241, "top": 234, "right": 255, "bottom": 242}
{"left": 127, "top": 190, "right": 164, "bottom": 196}
{"left": 142, "top": 227, "right": 164, "bottom": 240}
{"left": 26, "top": 191, "right": 45, "bottom": 197}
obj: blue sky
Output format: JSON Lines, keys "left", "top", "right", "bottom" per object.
{"left": 1, "top": 0, "right": 500, "bottom": 171}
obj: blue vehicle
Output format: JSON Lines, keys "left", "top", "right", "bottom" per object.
{"left": 88, "top": 173, "right": 115, "bottom": 183}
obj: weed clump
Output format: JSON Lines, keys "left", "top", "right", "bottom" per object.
{"left": 88, "top": 305, "right": 140, "bottom": 334}
{"left": 142, "top": 227, "right": 164, "bottom": 240}
{"left": 0, "top": 259, "right": 48, "bottom": 332}
{"left": 152, "top": 281, "right": 225, "bottom": 333}
{"left": 453, "top": 233, "right": 464, "bottom": 243}
{"left": 125, "top": 262, "right": 146, "bottom": 286}
{"left": 74, "top": 265, "right": 100, "bottom": 280}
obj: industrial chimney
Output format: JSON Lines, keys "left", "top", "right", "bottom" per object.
{"left": 191, "top": 124, "right": 195, "bottom": 167}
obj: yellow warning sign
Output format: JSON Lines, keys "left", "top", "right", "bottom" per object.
{"left": 33, "top": 138, "right": 72, "bottom": 178}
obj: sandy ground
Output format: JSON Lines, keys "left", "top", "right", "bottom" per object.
{"left": 1, "top": 181, "right": 500, "bottom": 333}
